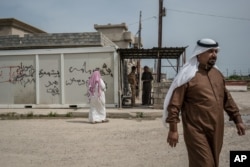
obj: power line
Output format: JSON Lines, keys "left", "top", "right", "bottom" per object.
{"left": 128, "top": 16, "right": 157, "bottom": 26}
{"left": 168, "top": 8, "right": 250, "bottom": 22}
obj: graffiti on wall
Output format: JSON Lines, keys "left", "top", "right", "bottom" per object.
{"left": 39, "top": 69, "right": 60, "bottom": 96}
{"left": 39, "top": 69, "right": 60, "bottom": 78}
{"left": 66, "top": 61, "right": 113, "bottom": 88}
{"left": 0, "top": 61, "right": 113, "bottom": 97}
{"left": 0, "top": 62, "right": 35, "bottom": 87}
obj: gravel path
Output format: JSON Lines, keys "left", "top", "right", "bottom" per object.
{"left": 0, "top": 117, "right": 249, "bottom": 167}
{"left": 0, "top": 91, "right": 250, "bottom": 167}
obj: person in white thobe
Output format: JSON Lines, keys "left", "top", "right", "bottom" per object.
{"left": 88, "top": 70, "right": 108, "bottom": 123}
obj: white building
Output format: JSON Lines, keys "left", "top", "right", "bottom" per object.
{"left": 0, "top": 18, "right": 139, "bottom": 108}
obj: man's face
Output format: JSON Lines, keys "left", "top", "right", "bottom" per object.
{"left": 198, "top": 48, "right": 218, "bottom": 66}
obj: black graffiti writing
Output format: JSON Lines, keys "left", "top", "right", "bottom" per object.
{"left": 0, "top": 62, "right": 36, "bottom": 87}
{"left": 14, "top": 63, "right": 36, "bottom": 87}
{"left": 45, "top": 80, "right": 58, "bottom": 87}
{"left": 66, "top": 62, "right": 113, "bottom": 87}
{"left": 68, "top": 61, "right": 91, "bottom": 74}
{"left": 39, "top": 69, "right": 60, "bottom": 78}
{"left": 39, "top": 69, "right": 60, "bottom": 96}
{"left": 22, "top": 78, "right": 36, "bottom": 88}
{"left": 65, "top": 77, "right": 86, "bottom": 86}
{"left": 68, "top": 62, "right": 113, "bottom": 77}
{"left": 47, "top": 85, "right": 60, "bottom": 96}
{"left": 100, "top": 63, "right": 113, "bottom": 77}
{"left": 45, "top": 80, "right": 60, "bottom": 96}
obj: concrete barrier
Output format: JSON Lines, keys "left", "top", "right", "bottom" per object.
{"left": 225, "top": 80, "right": 248, "bottom": 92}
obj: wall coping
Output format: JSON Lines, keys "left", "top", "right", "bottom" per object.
{"left": 225, "top": 80, "right": 247, "bottom": 86}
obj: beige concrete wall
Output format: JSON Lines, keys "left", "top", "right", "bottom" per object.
{"left": 153, "top": 82, "right": 172, "bottom": 109}
{"left": 0, "top": 26, "right": 29, "bottom": 37}
{"left": 95, "top": 23, "right": 135, "bottom": 48}
{"left": 0, "top": 26, "right": 12, "bottom": 36}
{"left": 11, "top": 27, "right": 28, "bottom": 37}
{"left": 226, "top": 80, "right": 248, "bottom": 91}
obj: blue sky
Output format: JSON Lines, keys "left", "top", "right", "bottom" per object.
{"left": 1, "top": 0, "right": 250, "bottom": 78}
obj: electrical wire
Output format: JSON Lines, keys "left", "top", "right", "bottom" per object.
{"left": 167, "top": 8, "right": 250, "bottom": 22}
{"left": 129, "top": 16, "right": 157, "bottom": 26}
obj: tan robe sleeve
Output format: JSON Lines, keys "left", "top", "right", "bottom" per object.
{"left": 224, "top": 88, "right": 243, "bottom": 124}
{"left": 166, "top": 84, "right": 187, "bottom": 123}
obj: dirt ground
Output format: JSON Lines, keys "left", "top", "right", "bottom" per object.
{"left": 0, "top": 92, "right": 250, "bottom": 167}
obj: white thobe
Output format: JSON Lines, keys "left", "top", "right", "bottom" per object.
{"left": 88, "top": 79, "right": 106, "bottom": 122}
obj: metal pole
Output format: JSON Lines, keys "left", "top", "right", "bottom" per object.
{"left": 157, "top": 0, "right": 164, "bottom": 82}
{"left": 138, "top": 11, "right": 142, "bottom": 49}
{"left": 138, "top": 11, "right": 142, "bottom": 99}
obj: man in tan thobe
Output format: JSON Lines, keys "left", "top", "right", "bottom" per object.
{"left": 163, "top": 38, "right": 245, "bottom": 167}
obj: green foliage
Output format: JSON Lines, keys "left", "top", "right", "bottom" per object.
{"left": 226, "top": 75, "right": 243, "bottom": 80}
{"left": 27, "top": 112, "right": 34, "bottom": 117}
{"left": 65, "top": 112, "right": 73, "bottom": 117}
{"left": 136, "top": 112, "right": 144, "bottom": 118}
{"left": 48, "top": 112, "right": 57, "bottom": 117}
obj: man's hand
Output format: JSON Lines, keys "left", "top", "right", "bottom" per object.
{"left": 236, "top": 122, "right": 246, "bottom": 136}
{"left": 167, "top": 131, "right": 179, "bottom": 147}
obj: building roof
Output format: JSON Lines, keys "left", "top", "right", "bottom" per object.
{"left": 94, "top": 23, "right": 128, "bottom": 31}
{"left": 117, "top": 47, "right": 187, "bottom": 59}
{"left": 0, "top": 32, "right": 117, "bottom": 50}
{"left": 118, "top": 47, "right": 187, "bottom": 80}
{"left": 0, "top": 18, "right": 46, "bottom": 33}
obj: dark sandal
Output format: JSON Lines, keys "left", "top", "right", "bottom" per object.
{"left": 102, "top": 119, "right": 109, "bottom": 123}
{"left": 91, "top": 121, "right": 101, "bottom": 124}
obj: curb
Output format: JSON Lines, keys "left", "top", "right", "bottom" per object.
{"left": 0, "top": 108, "right": 163, "bottom": 120}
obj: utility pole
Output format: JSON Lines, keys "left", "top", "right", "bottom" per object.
{"left": 138, "top": 10, "right": 142, "bottom": 49}
{"left": 157, "top": 0, "right": 165, "bottom": 82}
{"left": 137, "top": 11, "right": 142, "bottom": 99}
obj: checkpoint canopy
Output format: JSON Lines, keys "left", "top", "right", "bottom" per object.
{"left": 117, "top": 47, "right": 186, "bottom": 107}
{"left": 117, "top": 47, "right": 187, "bottom": 76}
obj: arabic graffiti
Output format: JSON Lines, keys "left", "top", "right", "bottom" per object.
{"left": 65, "top": 77, "right": 86, "bottom": 86}
{"left": 0, "top": 61, "right": 114, "bottom": 97}
{"left": 45, "top": 80, "right": 60, "bottom": 96}
{"left": 0, "top": 62, "right": 35, "bottom": 87}
{"left": 39, "top": 69, "right": 60, "bottom": 78}
{"left": 68, "top": 61, "right": 92, "bottom": 74}
{"left": 39, "top": 69, "right": 60, "bottom": 96}
{"left": 66, "top": 62, "right": 113, "bottom": 87}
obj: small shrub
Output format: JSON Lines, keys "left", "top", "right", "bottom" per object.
{"left": 27, "top": 112, "right": 34, "bottom": 117}
{"left": 65, "top": 112, "right": 73, "bottom": 117}
{"left": 136, "top": 112, "right": 144, "bottom": 118}
{"left": 48, "top": 112, "right": 57, "bottom": 117}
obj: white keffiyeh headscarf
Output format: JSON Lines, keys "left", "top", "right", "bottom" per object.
{"left": 162, "top": 38, "right": 220, "bottom": 128}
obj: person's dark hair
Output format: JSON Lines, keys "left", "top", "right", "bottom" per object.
{"left": 132, "top": 66, "right": 136, "bottom": 71}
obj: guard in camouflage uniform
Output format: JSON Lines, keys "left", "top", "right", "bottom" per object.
{"left": 128, "top": 66, "right": 137, "bottom": 107}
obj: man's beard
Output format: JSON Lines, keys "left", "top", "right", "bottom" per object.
{"left": 207, "top": 59, "right": 216, "bottom": 66}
